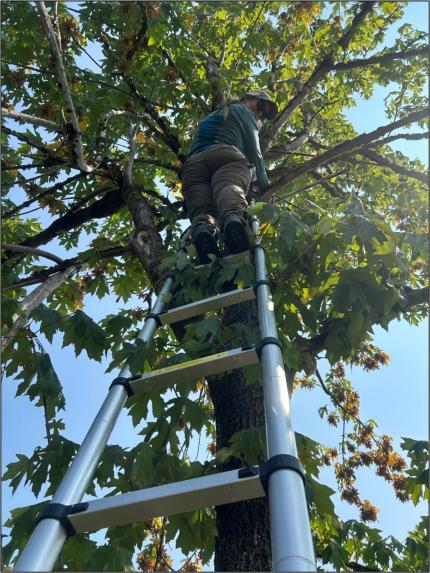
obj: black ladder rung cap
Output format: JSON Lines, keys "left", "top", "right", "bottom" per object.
{"left": 36, "top": 502, "right": 89, "bottom": 537}
{"left": 109, "top": 376, "right": 139, "bottom": 398}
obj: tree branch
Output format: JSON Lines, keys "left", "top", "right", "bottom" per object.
{"left": 263, "top": 108, "right": 428, "bottom": 199}
{"left": 1, "top": 107, "right": 64, "bottom": 132}
{"left": 359, "top": 148, "right": 428, "bottom": 184}
{"left": 1, "top": 265, "right": 79, "bottom": 352}
{"left": 1, "top": 243, "right": 64, "bottom": 264}
{"left": 124, "top": 123, "right": 139, "bottom": 188}
{"left": 134, "top": 158, "right": 180, "bottom": 173}
{"left": 2, "top": 246, "right": 128, "bottom": 292}
{"left": 2, "top": 172, "right": 87, "bottom": 219}
{"left": 2, "top": 125, "right": 66, "bottom": 159}
{"left": 264, "top": 132, "right": 310, "bottom": 161}
{"left": 123, "top": 76, "right": 185, "bottom": 160}
{"left": 3, "top": 188, "right": 124, "bottom": 256}
{"left": 35, "top": 0, "right": 93, "bottom": 172}
{"left": 161, "top": 48, "right": 210, "bottom": 114}
{"left": 310, "top": 169, "right": 346, "bottom": 198}
{"left": 261, "top": 2, "right": 377, "bottom": 150}
{"left": 331, "top": 46, "right": 428, "bottom": 71}
{"left": 278, "top": 169, "right": 348, "bottom": 199}
{"left": 369, "top": 131, "right": 429, "bottom": 148}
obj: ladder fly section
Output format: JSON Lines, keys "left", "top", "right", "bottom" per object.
{"left": 130, "top": 346, "right": 259, "bottom": 394}
{"left": 68, "top": 469, "right": 265, "bottom": 533}
{"left": 159, "top": 286, "right": 255, "bottom": 325}
{"left": 15, "top": 218, "right": 317, "bottom": 573}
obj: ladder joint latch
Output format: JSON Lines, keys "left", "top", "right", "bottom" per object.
{"left": 255, "top": 337, "right": 282, "bottom": 360}
{"left": 36, "top": 502, "right": 89, "bottom": 537}
{"left": 109, "top": 376, "right": 139, "bottom": 398}
{"left": 253, "top": 279, "right": 271, "bottom": 294}
{"left": 146, "top": 312, "right": 163, "bottom": 327}
{"left": 258, "top": 454, "right": 306, "bottom": 494}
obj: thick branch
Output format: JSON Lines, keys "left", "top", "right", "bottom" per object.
{"left": 1, "top": 243, "right": 63, "bottom": 264}
{"left": 124, "top": 4, "right": 149, "bottom": 62}
{"left": 1, "top": 108, "right": 63, "bottom": 132}
{"left": 1, "top": 265, "right": 79, "bottom": 352}
{"left": 261, "top": 2, "right": 376, "bottom": 150}
{"left": 35, "top": 1, "right": 93, "bottom": 172}
{"left": 264, "top": 132, "right": 310, "bottom": 161}
{"left": 359, "top": 148, "right": 428, "bottom": 184}
{"left": 3, "top": 189, "right": 124, "bottom": 255}
{"left": 2, "top": 246, "right": 127, "bottom": 292}
{"left": 263, "top": 108, "right": 428, "bottom": 199}
{"left": 331, "top": 46, "right": 428, "bottom": 71}
{"left": 369, "top": 131, "right": 429, "bottom": 147}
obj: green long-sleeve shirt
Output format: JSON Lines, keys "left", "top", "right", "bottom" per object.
{"left": 187, "top": 103, "right": 270, "bottom": 191}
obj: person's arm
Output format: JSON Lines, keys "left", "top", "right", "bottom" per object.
{"left": 234, "top": 105, "right": 270, "bottom": 191}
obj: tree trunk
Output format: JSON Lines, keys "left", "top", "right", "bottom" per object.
{"left": 208, "top": 300, "right": 271, "bottom": 572}
{"left": 122, "top": 186, "right": 166, "bottom": 292}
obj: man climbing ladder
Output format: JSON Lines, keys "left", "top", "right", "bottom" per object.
{"left": 181, "top": 90, "right": 277, "bottom": 262}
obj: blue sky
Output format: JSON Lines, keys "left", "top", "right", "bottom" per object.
{"left": 2, "top": 2, "right": 428, "bottom": 570}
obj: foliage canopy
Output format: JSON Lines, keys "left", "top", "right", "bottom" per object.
{"left": 1, "top": 1, "right": 428, "bottom": 571}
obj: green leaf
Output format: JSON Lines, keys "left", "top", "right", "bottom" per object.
{"left": 3, "top": 501, "right": 48, "bottom": 566}
{"left": 31, "top": 304, "right": 63, "bottom": 343}
{"left": 130, "top": 443, "right": 156, "bottom": 488}
{"left": 62, "top": 310, "right": 107, "bottom": 361}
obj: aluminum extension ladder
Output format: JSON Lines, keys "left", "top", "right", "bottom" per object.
{"left": 15, "top": 215, "right": 316, "bottom": 572}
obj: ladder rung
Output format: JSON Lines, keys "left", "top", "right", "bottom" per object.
{"left": 195, "top": 250, "right": 250, "bottom": 270}
{"left": 160, "top": 287, "right": 255, "bottom": 325}
{"left": 68, "top": 467, "right": 265, "bottom": 533}
{"left": 130, "top": 346, "right": 259, "bottom": 394}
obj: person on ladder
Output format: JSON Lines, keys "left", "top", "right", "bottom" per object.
{"left": 180, "top": 90, "right": 278, "bottom": 263}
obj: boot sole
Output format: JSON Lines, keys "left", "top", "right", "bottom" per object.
{"left": 194, "top": 232, "right": 220, "bottom": 264}
{"left": 224, "top": 220, "right": 250, "bottom": 254}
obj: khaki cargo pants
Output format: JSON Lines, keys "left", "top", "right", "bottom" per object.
{"left": 180, "top": 144, "right": 252, "bottom": 241}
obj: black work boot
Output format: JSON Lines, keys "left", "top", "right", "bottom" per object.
{"left": 193, "top": 229, "right": 222, "bottom": 264}
{"left": 223, "top": 214, "right": 250, "bottom": 254}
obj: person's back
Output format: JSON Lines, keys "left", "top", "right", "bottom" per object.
{"left": 187, "top": 102, "right": 269, "bottom": 192}
{"left": 180, "top": 91, "right": 277, "bottom": 263}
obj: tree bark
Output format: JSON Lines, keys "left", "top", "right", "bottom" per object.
{"left": 207, "top": 300, "right": 271, "bottom": 571}
{"left": 122, "top": 186, "right": 166, "bottom": 292}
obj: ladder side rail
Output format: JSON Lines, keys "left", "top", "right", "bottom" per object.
{"left": 15, "top": 276, "right": 175, "bottom": 572}
{"left": 250, "top": 216, "right": 316, "bottom": 572}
